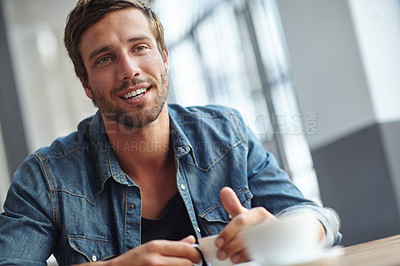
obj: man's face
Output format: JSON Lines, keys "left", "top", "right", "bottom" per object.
{"left": 79, "top": 8, "right": 169, "bottom": 128}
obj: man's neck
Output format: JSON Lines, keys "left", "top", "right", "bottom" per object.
{"left": 102, "top": 105, "right": 172, "bottom": 181}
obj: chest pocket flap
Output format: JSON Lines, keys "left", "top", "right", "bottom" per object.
{"left": 200, "top": 188, "right": 253, "bottom": 223}
{"left": 68, "top": 235, "right": 118, "bottom": 263}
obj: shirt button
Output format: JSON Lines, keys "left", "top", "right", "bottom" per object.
{"left": 196, "top": 227, "right": 201, "bottom": 233}
{"left": 180, "top": 184, "right": 186, "bottom": 190}
{"left": 92, "top": 255, "right": 97, "bottom": 262}
{"left": 228, "top": 214, "right": 232, "bottom": 219}
{"left": 129, "top": 203, "right": 135, "bottom": 210}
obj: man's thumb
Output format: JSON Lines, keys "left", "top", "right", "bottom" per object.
{"left": 220, "top": 187, "right": 247, "bottom": 218}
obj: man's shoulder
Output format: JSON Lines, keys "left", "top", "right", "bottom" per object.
{"left": 31, "top": 114, "right": 95, "bottom": 161}
{"left": 14, "top": 114, "right": 98, "bottom": 193}
{"left": 168, "top": 104, "right": 248, "bottom": 147}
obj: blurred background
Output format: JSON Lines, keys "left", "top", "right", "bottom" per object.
{"left": 0, "top": 0, "right": 399, "bottom": 249}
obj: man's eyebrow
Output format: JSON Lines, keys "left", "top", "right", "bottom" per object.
{"left": 87, "top": 35, "right": 154, "bottom": 61}
{"left": 127, "top": 35, "right": 153, "bottom": 43}
{"left": 88, "top": 45, "right": 112, "bottom": 61}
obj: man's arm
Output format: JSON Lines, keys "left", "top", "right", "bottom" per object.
{"left": 0, "top": 155, "right": 57, "bottom": 265}
{"left": 235, "top": 108, "right": 340, "bottom": 244}
{"left": 211, "top": 108, "right": 340, "bottom": 264}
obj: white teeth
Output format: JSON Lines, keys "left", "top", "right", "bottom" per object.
{"left": 123, "top": 88, "right": 147, "bottom": 99}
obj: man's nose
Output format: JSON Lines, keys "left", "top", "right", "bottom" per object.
{"left": 117, "top": 53, "right": 140, "bottom": 81}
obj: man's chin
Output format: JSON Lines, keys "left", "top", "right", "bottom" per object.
{"left": 109, "top": 109, "right": 163, "bottom": 129}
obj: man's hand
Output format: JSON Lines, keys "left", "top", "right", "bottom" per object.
{"left": 81, "top": 235, "right": 201, "bottom": 266}
{"left": 215, "top": 187, "right": 277, "bottom": 264}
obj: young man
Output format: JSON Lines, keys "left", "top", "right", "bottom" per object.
{"left": 0, "top": 0, "right": 340, "bottom": 265}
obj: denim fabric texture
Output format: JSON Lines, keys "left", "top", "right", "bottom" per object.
{"left": 0, "top": 104, "right": 340, "bottom": 265}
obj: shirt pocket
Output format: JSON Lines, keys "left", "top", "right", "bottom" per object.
{"left": 198, "top": 187, "right": 253, "bottom": 236}
{"left": 66, "top": 235, "right": 118, "bottom": 265}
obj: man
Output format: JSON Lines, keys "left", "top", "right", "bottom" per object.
{"left": 0, "top": 0, "right": 340, "bottom": 265}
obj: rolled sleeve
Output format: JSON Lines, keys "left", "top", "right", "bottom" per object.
{"left": 275, "top": 204, "right": 342, "bottom": 247}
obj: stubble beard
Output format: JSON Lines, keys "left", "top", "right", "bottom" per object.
{"left": 90, "top": 72, "right": 169, "bottom": 129}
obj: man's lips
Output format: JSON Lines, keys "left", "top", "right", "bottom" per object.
{"left": 121, "top": 87, "right": 148, "bottom": 99}
{"left": 118, "top": 86, "right": 151, "bottom": 100}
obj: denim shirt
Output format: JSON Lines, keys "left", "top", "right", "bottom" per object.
{"left": 0, "top": 104, "right": 340, "bottom": 265}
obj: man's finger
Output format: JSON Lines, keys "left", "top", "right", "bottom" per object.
{"left": 152, "top": 240, "right": 201, "bottom": 264}
{"left": 154, "top": 256, "right": 199, "bottom": 266}
{"left": 216, "top": 207, "right": 273, "bottom": 249}
{"left": 216, "top": 232, "right": 246, "bottom": 260}
{"left": 220, "top": 187, "right": 247, "bottom": 218}
{"left": 180, "top": 235, "right": 196, "bottom": 245}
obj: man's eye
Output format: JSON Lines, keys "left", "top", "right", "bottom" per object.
{"left": 136, "top": 45, "right": 147, "bottom": 52}
{"left": 96, "top": 57, "right": 111, "bottom": 65}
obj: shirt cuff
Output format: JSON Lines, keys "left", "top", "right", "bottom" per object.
{"left": 275, "top": 204, "right": 341, "bottom": 247}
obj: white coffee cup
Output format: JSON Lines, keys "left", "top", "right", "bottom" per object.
{"left": 197, "top": 235, "right": 233, "bottom": 266}
{"left": 243, "top": 213, "right": 322, "bottom": 265}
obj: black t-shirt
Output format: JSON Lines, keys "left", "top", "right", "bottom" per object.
{"left": 141, "top": 193, "right": 197, "bottom": 244}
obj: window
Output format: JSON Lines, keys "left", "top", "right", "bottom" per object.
{"left": 152, "top": 0, "right": 322, "bottom": 203}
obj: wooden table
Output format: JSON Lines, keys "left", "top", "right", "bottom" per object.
{"left": 341, "top": 234, "right": 400, "bottom": 266}
{"left": 241, "top": 235, "right": 400, "bottom": 265}
{"left": 262, "top": 234, "right": 400, "bottom": 265}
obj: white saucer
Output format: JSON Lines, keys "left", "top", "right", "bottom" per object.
{"left": 237, "top": 246, "right": 344, "bottom": 266}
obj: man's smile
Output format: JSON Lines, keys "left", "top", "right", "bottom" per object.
{"left": 122, "top": 87, "right": 149, "bottom": 100}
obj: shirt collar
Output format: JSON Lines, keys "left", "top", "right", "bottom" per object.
{"left": 88, "top": 108, "right": 196, "bottom": 193}
{"left": 88, "top": 111, "right": 135, "bottom": 192}
{"left": 168, "top": 108, "right": 194, "bottom": 159}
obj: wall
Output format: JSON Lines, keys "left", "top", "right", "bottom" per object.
{"left": 2, "top": 0, "right": 95, "bottom": 153}
{"left": 277, "top": 0, "right": 400, "bottom": 245}
{"left": 349, "top": 0, "right": 400, "bottom": 123}
{"left": 0, "top": 121, "right": 10, "bottom": 212}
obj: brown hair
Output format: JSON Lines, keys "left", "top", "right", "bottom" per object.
{"left": 64, "top": 0, "right": 166, "bottom": 82}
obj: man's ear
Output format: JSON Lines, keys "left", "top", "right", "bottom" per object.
{"left": 80, "top": 78, "right": 93, "bottom": 100}
{"left": 163, "top": 48, "right": 169, "bottom": 73}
